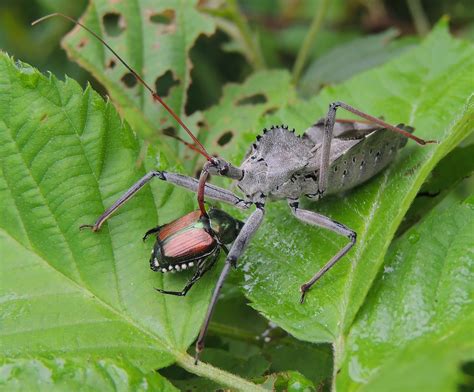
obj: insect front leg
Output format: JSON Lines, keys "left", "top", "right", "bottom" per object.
{"left": 81, "top": 171, "right": 249, "bottom": 231}
{"left": 194, "top": 204, "right": 265, "bottom": 364}
{"left": 288, "top": 199, "right": 356, "bottom": 304}
{"left": 155, "top": 250, "right": 221, "bottom": 297}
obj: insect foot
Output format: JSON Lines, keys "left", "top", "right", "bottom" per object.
{"left": 299, "top": 284, "right": 310, "bottom": 304}
{"left": 79, "top": 223, "right": 99, "bottom": 232}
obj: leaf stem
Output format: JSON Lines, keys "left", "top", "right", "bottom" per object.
{"left": 175, "top": 352, "right": 266, "bottom": 392}
{"left": 292, "top": 0, "right": 331, "bottom": 85}
{"left": 209, "top": 321, "right": 260, "bottom": 344}
{"left": 406, "top": 0, "right": 430, "bottom": 36}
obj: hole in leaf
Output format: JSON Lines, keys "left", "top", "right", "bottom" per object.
{"left": 103, "top": 13, "right": 125, "bottom": 37}
{"left": 77, "top": 38, "right": 88, "bottom": 49}
{"left": 185, "top": 30, "right": 250, "bottom": 115}
{"left": 236, "top": 93, "right": 267, "bottom": 106}
{"left": 217, "top": 131, "right": 234, "bottom": 146}
{"left": 263, "top": 107, "right": 278, "bottom": 116}
{"left": 155, "top": 70, "right": 179, "bottom": 97}
{"left": 107, "top": 59, "right": 116, "bottom": 69}
{"left": 149, "top": 9, "right": 175, "bottom": 25}
{"left": 163, "top": 127, "right": 177, "bottom": 137}
{"left": 121, "top": 73, "right": 137, "bottom": 88}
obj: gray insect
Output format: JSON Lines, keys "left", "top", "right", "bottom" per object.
{"left": 35, "top": 13, "right": 435, "bottom": 364}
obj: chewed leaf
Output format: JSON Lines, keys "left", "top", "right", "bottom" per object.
{"left": 61, "top": 0, "right": 216, "bottom": 146}
{"left": 336, "top": 195, "right": 474, "bottom": 391}
{"left": 202, "top": 70, "right": 295, "bottom": 162}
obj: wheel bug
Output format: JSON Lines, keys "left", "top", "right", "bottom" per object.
{"left": 33, "top": 13, "right": 436, "bottom": 365}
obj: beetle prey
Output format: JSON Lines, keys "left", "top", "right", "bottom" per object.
{"left": 33, "top": 13, "right": 436, "bottom": 364}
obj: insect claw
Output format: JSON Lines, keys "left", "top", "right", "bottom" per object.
{"left": 79, "top": 223, "right": 98, "bottom": 232}
{"left": 194, "top": 352, "right": 200, "bottom": 365}
{"left": 299, "top": 284, "right": 309, "bottom": 304}
{"left": 299, "top": 293, "right": 306, "bottom": 304}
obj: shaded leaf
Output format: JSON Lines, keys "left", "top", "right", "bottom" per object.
{"left": 256, "top": 370, "right": 317, "bottom": 392}
{"left": 398, "top": 142, "right": 474, "bottom": 235}
{"left": 335, "top": 195, "right": 474, "bottom": 390}
{"left": 299, "top": 29, "right": 416, "bottom": 96}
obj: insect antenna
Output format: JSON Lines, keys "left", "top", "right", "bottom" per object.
{"left": 32, "top": 13, "right": 214, "bottom": 162}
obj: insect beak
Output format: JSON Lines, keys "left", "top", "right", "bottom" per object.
{"left": 208, "top": 157, "right": 243, "bottom": 180}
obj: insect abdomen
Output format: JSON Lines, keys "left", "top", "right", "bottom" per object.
{"left": 325, "top": 128, "right": 409, "bottom": 195}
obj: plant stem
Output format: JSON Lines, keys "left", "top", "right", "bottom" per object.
{"left": 226, "top": 0, "right": 266, "bottom": 70}
{"left": 175, "top": 352, "right": 266, "bottom": 392}
{"left": 209, "top": 321, "right": 261, "bottom": 344}
{"left": 406, "top": 0, "right": 430, "bottom": 36}
{"left": 292, "top": 0, "right": 331, "bottom": 85}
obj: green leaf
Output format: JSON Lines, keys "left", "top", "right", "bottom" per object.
{"left": 0, "top": 53, "right": 264, "bottom": 392}
{"left": 298, "top": 29, "right": 416, "bottom": 97}
{"left": 398, "top": 142, "right": 474, "bottom": 235}
{"left": 256, "top": 370, "right": 317, "bottom": 392}
{"left": 0, "top": 357, "right": 178, "bottom": 391}
{"left": 335, "top": 195, "right": 474, "bottom": 391}
{"left": 238, "top": 20, "right": 474, "bottom": 348}
{"left": 61, "top": 0, "right": 216, "bottom": 146}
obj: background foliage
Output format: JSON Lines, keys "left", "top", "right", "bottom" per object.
{"left": 0, "top": 1, "right": 473, "bottom": 391}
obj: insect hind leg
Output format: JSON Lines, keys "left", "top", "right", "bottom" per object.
{"left": 288, "top": 199, "right": 356, "bottom": 304}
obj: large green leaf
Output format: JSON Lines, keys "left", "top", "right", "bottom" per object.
{"left": 335, "top": 194, "right": 474, "bottom": 391}
{"left": 0, "top": 53, "right": 264, "bottom": 392}
{"left": 235, "top": 20, "right": 474, "bottom": 348}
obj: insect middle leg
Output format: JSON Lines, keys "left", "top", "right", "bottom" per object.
{"left": 155, "top": 250, "right": 221, "bottom": 297}
{"left": 288, "top": 199, "right": 356, "bottom": 304}
{"left": 194, "top": 205, "right": 265, "bottom": 364}
{"left": 81, "top": 170, "right": 249, "bottom": 231}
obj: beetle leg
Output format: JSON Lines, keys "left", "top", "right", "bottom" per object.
{"left": 80, "top": 170, "right": 249, "bottom": 232}
{"left": 194, "top": 205, "right": 265, "bottom": 364}
{"left": 155, "top": 250, "right": 221, "bottom": 297}
{"left": 288, "top": 199, "right": 356, "bottom": 304}
{"left": 143, "top": 225, "right": 161, "bottom": 241}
